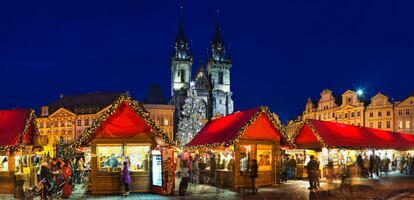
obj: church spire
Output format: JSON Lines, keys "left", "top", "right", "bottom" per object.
{"left": 173, "top": 5, "right": 192, "bottom": 61}
{"left": 210, "top": 10, "right": 229, "bottom": 63}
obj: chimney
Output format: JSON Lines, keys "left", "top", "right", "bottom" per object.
{"left": 41, "top": 106, "right": 49, "bottom": 116}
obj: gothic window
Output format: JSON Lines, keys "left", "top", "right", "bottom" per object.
{"left": 218, "top": 71, "right": 224, "bottom": 84}
{"left": 180, "top": 69, "right": 185, "bottom": 83}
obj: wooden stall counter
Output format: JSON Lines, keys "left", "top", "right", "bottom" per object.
{"left": 91, "top": 171, "right": 150, "bottom": 194}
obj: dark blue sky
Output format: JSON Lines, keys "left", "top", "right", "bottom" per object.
{"left": 1, "top": 0, "right": 414, "bottom": 122}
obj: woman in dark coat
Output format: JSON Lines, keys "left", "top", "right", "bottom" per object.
{"left": 250, "top": 159, "right": 258, "bottom": 194}
{"left": 121, "top": 161, "right": 131, "bottom": 196}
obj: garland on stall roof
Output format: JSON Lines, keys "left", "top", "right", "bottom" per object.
{"left": 0, "top": 109, "right": 39, "bottom": 152}
{"left": 290, "top": 119, "right": 370, "bottom": 151}
{"left": 185, "top": 106, "right": 289, "bottom": 151}
{"left": 70, "top": 93, "right": 173, "bottom": 148}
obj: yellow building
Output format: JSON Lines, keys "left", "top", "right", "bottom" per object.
{"left": 365, "top": 92, "right": 394, "bottom": 131}
{"left": 394, "top": 94, "right": 414, "bottom": 134}
{"left": 143, "top": 104, "right": 174, "bottom": 141}
{"left": 36, "top": 93, "right": 121, "bottom": 156}
{"left": 336, "top": 90, "right": 365, "bottom": 126}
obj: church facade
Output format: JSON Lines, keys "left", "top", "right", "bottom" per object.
{"left": 170, "top": 16, "right": 234, "bottom": 130}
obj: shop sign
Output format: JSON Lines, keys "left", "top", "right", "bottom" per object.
{"left": 257, "top": 144, "right": 272, "bottom": 171}
{"left": 152, "top": 153, "right": 162, "bottom": 187}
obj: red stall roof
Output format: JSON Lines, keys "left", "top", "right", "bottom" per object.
{"left": 186, "top": 106, "right": 290, "bottom": 149}
{"left": 0, "top": 109, "right": 37, "bottom": 150}
{"left": 293, "top": 119, "right": 414, "bottom": 150}
{"left": 72, "top": 94, "right": 172, "bottom": 147}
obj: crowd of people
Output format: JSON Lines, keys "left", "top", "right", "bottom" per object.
{"left": 355, "top": 153, "right": 414, "bottom": 178}
{"left": 33, "top": 155, "right": 88, "bottom": 199}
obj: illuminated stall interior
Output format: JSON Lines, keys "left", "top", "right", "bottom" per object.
{"left": 187, "top": 106, "right": 291, "bottom": 188}
{"left": 0, "top": 109, "right": 40, "bottom": 198}
{"left": 71, "top": 94, "right": 175, "bottom": 195}
{"left": 292, "top": 119, "right": 414, "bottom": 178}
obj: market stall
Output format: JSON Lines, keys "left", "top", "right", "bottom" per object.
{"left": 291, "top": 119, "right": 414, "bottom": 179}
{"left": 71, "top": 94, "right": 175, "bottom": 195}
{"left": 186, "top": 106, "right": 291, "bottom": 188}
{"left": 0, "top": 109, "right": 40, "bottom": 198}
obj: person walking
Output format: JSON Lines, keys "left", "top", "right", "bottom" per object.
{"left": 179, "top": 160, "right": 190, "bottom": 196}
{"left": 76, "top": 157, "right": 84, "bottom": 184}
{"left": 369, "top": 155, "right": 374, "bottom": 179}
{"left": 198, "top": 158, "right": 206, "bottom": 184}
{"left": 61, "top": 161, "right": 72, "bottom": 198}
{"left": 250, "top": 159, "right": 258, "bottom": 194}
{"left": 356, "top": 154, "right": 363, "bottom": 177}
{"left": 288, "top": 155, "right": 297, "bottom": 180}
{"left": 121, "top": 161, "right": 131, "bottom": 196}
{"left": 190, "top": 156, "right": 199, "bottom": 184}
{"left": 306, "top": 155, "right": 319, "bottom": 190}
{"left": 363, "top": 154, "right": 370, "bottom": 178}
{"left": 209, "top": 154, "right": 217, "bottom": 186}
{"left": 374, "top": 154, "right": 381, "bottom": 177}
{"left": 281, "top": 156, "right": 289, "bottom": 182}
{"left": 381, "top": 155, "right": 390, "bottom": 178}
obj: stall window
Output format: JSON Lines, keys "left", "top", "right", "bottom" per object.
{"left": 0, "top": 156, "right": 8, "bottom": 171}
{"left": 97, "top": 145, "right": 123, "bottom": 172}
{"left": 218, "top": 150, "right": 234, "bottom": 171}
{"left": 125, "top": 145, "right": 150, "bottom": 172}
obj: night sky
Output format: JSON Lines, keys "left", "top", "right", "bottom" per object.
{"left": 1, "top": 0, "right": 414, "bottom": 122}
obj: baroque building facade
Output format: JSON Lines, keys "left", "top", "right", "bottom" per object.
{"left": 170, "top": 16, "right": 234, "bottom": 135}
{"left": 288, "top": 89, "right": 414, "bottom": 137}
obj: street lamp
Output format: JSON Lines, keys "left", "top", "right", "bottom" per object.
{"left": 357, "top": 89, "right": 363, "bottom": 96}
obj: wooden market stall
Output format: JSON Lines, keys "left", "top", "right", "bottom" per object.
{"left": 186, "top": 106, "right": 291, "bottom": 188}
{"left": 71, "top": 94, "right": 175, "bottom": 195}
{"left": 291, "top": 119, "right": 414, "bottom": 179}
{"left": 0, "top": 109, "right": 40, "bottom": 198}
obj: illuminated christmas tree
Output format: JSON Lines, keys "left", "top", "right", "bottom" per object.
{"left": 177, "top": 82, "right": 206, "bottom": 147}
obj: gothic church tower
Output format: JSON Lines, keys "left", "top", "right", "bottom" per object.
{"left": 206, "top": 21, "right": 234, "bottom": 116}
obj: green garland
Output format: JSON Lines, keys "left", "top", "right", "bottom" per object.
{"left": 185, "top": 106, "right": 291, "bottom": 151}
{"left": 70, "top": 93, "right": 173, "bottom": 148}
{"left": 0, "top": 109, "right": 39, "bottom": 152}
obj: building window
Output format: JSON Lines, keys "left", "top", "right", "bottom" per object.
{"left": 46, "top": 122, "right": 51, "bottom": 128}
{"left": 399, "top": 121, "right": 403, "bottom": 129}
{"left": 386, "top": 121, "right": 391, "bottom": 129}
{"left": 369, "top": 112, "right": 373, "bottom": 117}
{"left": 339, "top": 114, "right": 342, "bottom": 119}
{"left": 406, "top": 121, "right": 411, "bottom": 129}
{"left": 77, "top": 119, "right": 82, "bottom": 126}
{"left": 163, "top": 118, "right": 169, "bottom": 126}
{"left": 369, "top": 122, "right": 373, "bottom": 128}
{"left": 406, "top": 109, "right": 410, "bottom": 115}
{"left": 61, "top": 121, "right": 65, "bottom": 127}
{"left": 180, "top": 69, "right": 185, "bottom": 83}
{"left": 399, "top": 110, "right": 403, "bottom": 115}
{"left": 218, "top": 71, "right": 224, "bottom": 84}
{"left": 386, "top": 111, "right": 391, "bottom": 116}
{"left": 357, "top": 122, "right": 361, "bottom": 126}
{"left": 85, "top": 119, "right": 89, "bottom": 126}
{"left": 54, "top": 121, "right": 58, "bottom": 127}
{"left": 332, "top": 113, "right": 335, "bottom": 118}
{"left": 357, "top": 111, "right": 360, "bottom": 117}
{"left": 345, "top": 113, "right": 348, "bottom": 118}
{"left": 378, "top": 112, "right": 382, "bottom": 117}
{"left": 351, "top": 112, "right": 355, "bottom": 118}
{"left": 39, "top": 122, "right": 44, "bottom": 128}
{"left": 377, "top": 122, "right": 382, "bottom": 129}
